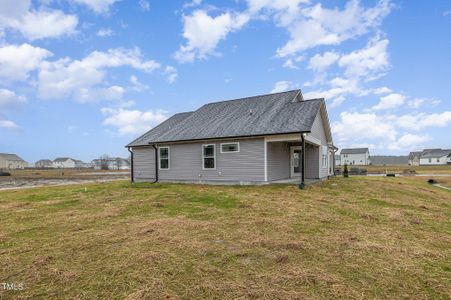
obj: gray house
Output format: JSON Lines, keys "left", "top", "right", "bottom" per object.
{"left": 127, "top": 90, "right": 336, "bottom": 186}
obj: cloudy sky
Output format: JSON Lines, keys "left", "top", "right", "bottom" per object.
{"left": 1, "top": 0, "right": 450, "bottom": 163}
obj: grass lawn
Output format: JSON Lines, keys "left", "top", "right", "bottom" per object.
{"left": 0, "top": 177, "right": 450, "bottom": 299}
{"left": 358, "top": 165, "right": 451, "bottom": 174}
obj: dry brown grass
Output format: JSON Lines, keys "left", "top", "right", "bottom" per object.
{"left": 363, "top": 164, "right": 451, "bottom": 174}
{"left": 0, "top": 177, "right": 450, "bottom": 299}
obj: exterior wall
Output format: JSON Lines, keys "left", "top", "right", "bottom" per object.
{"left": 341, "top": 153, "right": 369, "bottom": 165}
{"left": 158, "top": 138, "right": 264, "bottom": 182}
{"left": 53, "top": 160, "right": 76, "bottom": 168}
{"left": 0, "top": 159, "right": 27, "bottom": 169}
{"left": 133, "top": 138, "right": 265, "bottom": 182}
{"left": 308, "top": 111, "right": 330, "bottom": 178}
{"left": 305, "top": 143, "right": 319, "bottom": 179}
{"left": 133, "top": 147, "right": 156, "bottom": 181}
{"left": 419, "top": 156, "right": 448, "bottom": 165}
{"left": 267, "top": 142, "right": 290, "bottom": 181}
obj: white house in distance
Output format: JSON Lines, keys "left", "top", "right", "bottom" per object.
{"left": 0, "top": 153, "right": 28, "bottom": 169}
{"left": 340, "top": 148, "right": 371, "bottom": 166}
{"left": 419, "top": 149, "right": 451, "bottom": 165}
{"left": 35, "top": 159, "right": 54, "bottom": 168}
{"left": 53, "top": 157, "right": 77, "bottom": 168}
{"left": 91, "top": 157, "right": 130, "bottom": 170}
{"left": 408, "top": 151, "right": 422, "bottom": 166}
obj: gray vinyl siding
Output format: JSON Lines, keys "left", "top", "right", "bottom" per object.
{"left": 305, "top": 143, "right": 319, "bottom": 179}
{"left": 309, "top": 110, "right": 329, "bottom": 178}
{"left": 156, "top": 138, "right": 264, "bottom": 182}
{"left": 267, "top": 142, "right": 290, "bottom": 181}
{"left": 133, "top": 147, "right": 156, "bottom": 181}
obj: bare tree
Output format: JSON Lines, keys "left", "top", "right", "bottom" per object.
{"left": 99, "top": 155, "right": 110, "bottom": 170}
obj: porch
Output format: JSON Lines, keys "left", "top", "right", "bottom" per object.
{"left": 264, "top": 134, "right": 335, "bottom": 184}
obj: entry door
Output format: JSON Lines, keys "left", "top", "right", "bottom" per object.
{"left": 290, "top": 146, "right": 302, "bottom": 177}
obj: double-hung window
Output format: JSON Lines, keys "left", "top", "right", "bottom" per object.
{"left": 321, "top": 146, "right": 328, "bottom": 168}
{"left": 202, "top": 144, "right": 215, "bottom": 169}
{"left": 159, "top": 147, "right": 169, "bottom": 169}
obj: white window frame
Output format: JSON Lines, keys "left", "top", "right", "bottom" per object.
{"left": 202, "top": 144, "right": 216, "bottom": 170}
{"left": 220, "top": 142, "right": 240, "bottom": 153}
{"left": 158, "top": 146, "right": 170, "bottom": 170}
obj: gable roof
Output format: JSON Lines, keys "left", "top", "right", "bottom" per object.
{"left": 0, "top": 153, "right": 25, "bottom": 161}
{"left": 36, "top": 159, "right": 52, "bottom": 164}
{"left": 340, "top": 148, "right": 369, "bottom": 155}
{"left": 53, "top": 157, "right": 75, "bottom": 162}
{"left": 128, "top": 90, "right": 325, "bottom": 147}
{"left": 421, "top": 149, "right": 451, "bottom": 158}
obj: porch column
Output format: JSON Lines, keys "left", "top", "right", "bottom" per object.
{"left": 300, "top": 133, "right": 305, "bottom": 189}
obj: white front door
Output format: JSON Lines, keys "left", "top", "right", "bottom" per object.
{"left": 290, "top": 146, "right": 302, "bottom": 178}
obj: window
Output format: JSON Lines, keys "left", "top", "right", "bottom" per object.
{"left": 221, "top": 142, "right": 239, "bottom": 153}
{"left": 429, "top": 158, "right": 432, "bottom": 163}
{"left": 437, "top": 158, "right": 440, "bottom": 163}
{"left": 321, "top": 146, "right": 328, "bottom": 168}
{"left": 202, "top": 144, "right": 215, "bottom": 169}
{"left": 159, "top": 147, "right": 169, "bottom": 169}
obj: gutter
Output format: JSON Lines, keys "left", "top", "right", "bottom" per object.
{"left": 151, "top": 144, "right": 158, "bottom": 183}
{"left": 127, "top": 147, "right": 134, "bottom": 183}
{"left": 299, "top": 133, "right": 306, "bottom": 190}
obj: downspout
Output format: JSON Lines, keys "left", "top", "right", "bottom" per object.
{"left": 127, "top": 147, "right": 134, "bottom": 183}
{"left": 151, "top": 144, "right": 158, "bottom": 183}
{"left": 299, "top": 133, "right": 306, "bottom": 190}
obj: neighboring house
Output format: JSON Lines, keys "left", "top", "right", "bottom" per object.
{"left": 0, "top": 153, "right": 28, "bottom": 169}
{"left": 91, "top": 157, "right": 130, "bottom": 170}
{"left": 127, "top": 90, "right": 336, "bottom": 185}
{"left": 35, "top": 159, "right": 54, "bottom": 168}
{"left": 370, "top": 156, "right": 408, "bottom": 165}
{"left": 335, "top": 155, "right": 341, "bottom": 166}
{"left": 419, "top": 149, "right": 451, "bottom": 165}
{"left": 340, "top": 148, "right": 370, "bottom": 166}
{"left": 53, "top": 157, "right": 76, "bottom": 168}
{"left": 74, "top": 160, "right": 91, "bottom": 168}
{"left": 408, "top": 151, "right": 422, "bottom": 166}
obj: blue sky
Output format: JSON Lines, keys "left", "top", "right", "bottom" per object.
{"left": 1, "top": 0, "right": 450, "bottom": 163}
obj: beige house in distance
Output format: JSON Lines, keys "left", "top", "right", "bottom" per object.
{"left": 0, "top": 153, "right": 28, "bottom": 169}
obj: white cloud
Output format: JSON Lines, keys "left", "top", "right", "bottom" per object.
{"left": 407, "top": 98, "right": 424, "bottom": 109}
{"left": 129, "top": 75, "right": 149, "bottom": 92}
{"left": 282, "top": 55, "right": 304, "bottom": 69}
{"left": 271, "top": 80, "right": 294, "bottom": 93}
{"left": 174, "top": 10, "right": 250, "bottom": 63}
{"left": 394, "top": 112, "right": 451, "bottom": 131}
{"left": 38, "top": 48, "right": 160, "bottom": 102}
{"left": 70, "top": 0, "right": 119, "bottom": 14}
{"left": 101, "top": 107, "right": 168, "bottom": 136}
{"left": 0, "top": 2, "right": 78, "bottom": 40}
{"left": 276, "top": 0, "right": 392, "bottom": 57}
{"left": 338, "top": 38, "right": 389, "bottom": 80}
{"left": 96, "top": 28, "right": 114, "bottom": 37}
{"left": 139, "top": 0, "right": 150, "bottom": 12}
{"left": 247, "top": 0, "right": 307, "bottom": 26}
{"left": 163, "top": 66, "right": 178, "bottom": 83}
{"left": 0, "top": 89, "right": 27, "bottom": 111}
{"left": 0, "top": 119, "right": 20, "bottom": 130}
{"left": 308, "top": 51, "right": 339, "bottom": 72}
{"left": 372, "top": 93, "right": 405, "bottom": 110}
{"left": 183, "top": 0, "right": 202, "bottom": 9}
{"left": 0, "top": 43, "right": 52, "bottom": 82}
{"left": 332, "top": 111, "right": 397, "bottom": 143}
{"left": 388, "top": 134, "right": 431, "bottom": 150}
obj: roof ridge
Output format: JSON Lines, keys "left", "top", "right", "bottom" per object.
{"left": 201, "top": 89, "right": 301, "bottom": 106}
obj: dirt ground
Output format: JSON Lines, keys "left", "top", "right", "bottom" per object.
{"left": 0, "top": 169, "right": 130, "bottom": 190}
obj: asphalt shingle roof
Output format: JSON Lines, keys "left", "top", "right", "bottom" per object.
{"left": 0, "top": 153, "right": 25, "bottom": 161}
{"left": 421, "top": 149, "right": 451, "bottom": 158}
{"left": 340, "top": 148, "right": 369, "bottom": 155}
{"left": 128, "top": 90, "right": 324, "bottom": 146}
